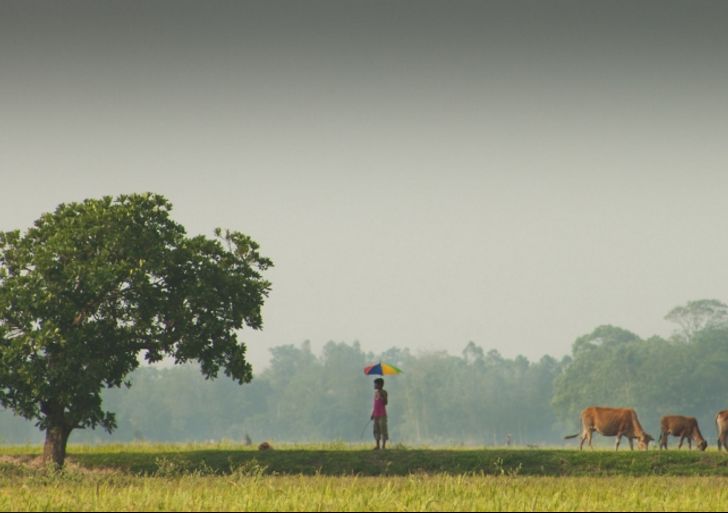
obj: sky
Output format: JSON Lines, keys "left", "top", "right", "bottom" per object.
{"left": 2, "top": 1, "right": 728, "bottom": 373}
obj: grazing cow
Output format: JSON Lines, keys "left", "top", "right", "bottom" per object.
{"left": 564, "top": 406, "right": 654, "bottom": 451}
{"left": 716, "top": 410, "right": 728, "bottom": 451}
{"left": 659, "top": 416, "right": 707, "bottom": 451}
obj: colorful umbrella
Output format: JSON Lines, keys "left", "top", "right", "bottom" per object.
{"left": 364, "top": 362, "right": 402, "bottom": 376}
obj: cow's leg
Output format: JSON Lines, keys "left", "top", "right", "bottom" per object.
{"left": 581, "top": 429, "right": 594, "bottom": 450}
{"left": 660, "top": 431, "right": 669, "bottom": 450}
{"left": 718, "top": 423, "right": 723, "bottom": 452}
{"left": 688, "top": 438, "right": 692, "bottom": 450}
{"left": 588, "top": 430, "right": 594, "bottom": 450}
{"left": 579, "top": 428, "right": 590, "bottom": 451}
{"left": 629, "top": 437, "right": 634, "bottom": 451}
{"left": 678, "top": 436, "right": 684, "bottom": 449}
{"left": 615, "top": 434, "right": 622, "bottom": 451}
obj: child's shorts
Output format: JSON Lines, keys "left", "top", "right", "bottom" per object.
{"left": 373, "top": 416, "right": 389, "bottom": 441}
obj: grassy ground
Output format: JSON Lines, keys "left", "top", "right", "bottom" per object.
{"left": 2, "top": 444, "right": 728, "bottom": 511}
{"left": 4, "top": 473, "right": 728, "bottom": 511}
{"left": 3, "top": 442, "right": 728, "bottom": 476}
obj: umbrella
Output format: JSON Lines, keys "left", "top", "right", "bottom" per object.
{"left": 364, "top": 362, "right": 402, "bottom": 376}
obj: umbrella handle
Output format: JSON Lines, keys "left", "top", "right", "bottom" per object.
{"left": 360, "top": 418, "right": 373, "bottom": 440}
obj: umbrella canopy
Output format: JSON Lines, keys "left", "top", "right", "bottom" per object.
{"left": 364, "top": 362, "right": 402, "bottom": 376}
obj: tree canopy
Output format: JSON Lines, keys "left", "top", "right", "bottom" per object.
{"left": 665, "top": 299, "right": 728, "bottom": 342}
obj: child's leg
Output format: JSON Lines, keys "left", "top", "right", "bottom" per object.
{"left": 373, "top": 418, "right": 381, "bottom": 449}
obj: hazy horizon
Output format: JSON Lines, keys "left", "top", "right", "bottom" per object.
{"left": 2, "top": 1, "right": 728, "bottom": 371}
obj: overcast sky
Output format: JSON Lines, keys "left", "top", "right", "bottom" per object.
{"left": 2, "top": 1, "right": 728, "bottom": 372}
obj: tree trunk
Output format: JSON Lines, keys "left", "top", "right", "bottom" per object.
{"left": 43, "top": 424, "right": 71, "bottom": 468}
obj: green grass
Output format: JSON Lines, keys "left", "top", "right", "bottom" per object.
{"left": 4, "top": 443, "right": 728, "bottom": 477}
{"left": 3, "top": 444, "right": 728, "bottom": 511}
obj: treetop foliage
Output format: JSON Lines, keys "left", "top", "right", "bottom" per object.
{"left": 0, "top": 193, "right": 272, "bottom": 438}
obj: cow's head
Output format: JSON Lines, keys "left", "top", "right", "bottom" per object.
{"left": 698, "top": 439, "right": 708, "bottom": 451}
{"left": 638, "top": 433, "right": 654, "bottom": 450}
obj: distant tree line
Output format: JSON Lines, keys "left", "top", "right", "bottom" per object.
{"left": 2, "top": 299, "right": 727, "bottom": 447}
{"left": 553, "top": 300, "right": 728, "bottom": 437}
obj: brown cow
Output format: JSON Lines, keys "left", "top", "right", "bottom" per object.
{"left": 564, "top": 406, "right": 654, "bottom": 450}
{"left": 716, "top": 410, "right": 728, "bottom": 451}
{"left": 659, "top": 416, "right": 707, "bottom": 451}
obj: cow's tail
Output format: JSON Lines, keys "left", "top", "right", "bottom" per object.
{"left": 565, "top": 415, "right": 583, "bottom": 440}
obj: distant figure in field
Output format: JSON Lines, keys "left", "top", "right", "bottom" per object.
{"left": 244, "top": 434, "right": 253, "bottom": 447}
{"left": 371, "top": 378, "right": 389, "bottom": 450}
{"left": 505, "top": 433, "right": 513, "bottom": 447}
{"left": 564, "top": 406, "right": 654, "bottom": 451}
{"left": 659, "top": 415, "right": 707, "bottom": 451}
{"left": 258, "top": 442, "right": 273, "bottom": 451}
{"left": 716, "top": 410, "right": 728, "bottom": 451}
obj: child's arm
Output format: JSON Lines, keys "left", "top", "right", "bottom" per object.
{"left": 382, "top": 390, "right": 388, "bottom": 406}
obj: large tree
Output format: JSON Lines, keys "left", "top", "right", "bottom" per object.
{"left": 0, "top": 194, "right": 272, "bottom": 466}
{"left": 552, "top": 325, "right": 644, "bottom": 424}
{"left": 665, "top": 299, "right": 728, "bottom": 343}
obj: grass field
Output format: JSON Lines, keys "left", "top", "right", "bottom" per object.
{"left": 2, "top": 444, "right": 728, "bottom": 511}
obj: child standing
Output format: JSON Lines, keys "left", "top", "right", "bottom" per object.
{"left": 371, "top": 378, "right": 389, "bottom": 450}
